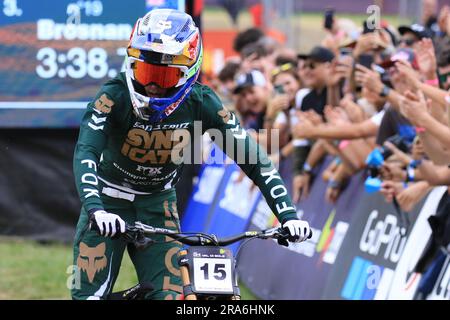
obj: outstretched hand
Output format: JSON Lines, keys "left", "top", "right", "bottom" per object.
{"left": 383, "top": 140, "right": 413, "bottom": 165}
{"left": 399, "top": 90, "right": 431, "bottom": 127}
{"left": 293, "top": 112, "right": 316, "bottom": 139}
{"left": 415, "top": 38, "right": 437, "bottom": 79}
{"left": 395, "top": 60, "right": 421, "bottom": 90}
{"left": 354, "top": 64, "right": 384, "bottom": 95}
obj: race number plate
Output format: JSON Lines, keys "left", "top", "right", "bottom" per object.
{"left": 188, "top": 246, "right": 235, "bottom": 295}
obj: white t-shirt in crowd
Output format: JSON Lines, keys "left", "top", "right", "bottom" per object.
{"left": 369, "top": 107, "right": 387, "bottom": 127}
{"left": 273, "top": 88, "right": 312, "bottom": 147}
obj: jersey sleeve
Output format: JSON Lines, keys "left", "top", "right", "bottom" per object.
{"left": 199, "top": 85, "right": 298, "bottom": 223}
{"left": 73, "top": 86, "right": 119, "bottom": 213}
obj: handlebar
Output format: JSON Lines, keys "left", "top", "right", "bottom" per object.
{"left": 89, "top": 219, "right": 291, "bottom": 249}
{"left": 126, "top": 221, "right": 290, "bottom": 248}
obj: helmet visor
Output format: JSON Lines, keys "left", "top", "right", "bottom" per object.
{"left": 133, "top": 60, "right": 183, "bottom": 89}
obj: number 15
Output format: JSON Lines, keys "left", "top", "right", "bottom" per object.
{"left": 199, "top": 263, "right": 227, "bottom": 280}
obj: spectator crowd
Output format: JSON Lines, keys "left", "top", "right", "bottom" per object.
{"left": 206, "top": 0, "right": 450, "bottom": 300}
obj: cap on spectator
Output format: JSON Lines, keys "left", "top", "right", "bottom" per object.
{"left": 379, "top": 48, "right": 419, "bottom": 70}
{"left": 297, "top": 46, "right": 335, "bottom": 63}
{"left": 335, "top": 18, "right": 360, "bottom": 48}
{"left": 233, "top": 70, "right": 267, "bottom": 94}
{"left": 339, "top": 33, "right": 359, "bottom": 49}
{"left": 398, "top": 24, "right": 431, "bottom": 39}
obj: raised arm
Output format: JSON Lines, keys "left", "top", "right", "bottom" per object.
{"left": 293, "top": 118, "right": 378, "bottom": 140}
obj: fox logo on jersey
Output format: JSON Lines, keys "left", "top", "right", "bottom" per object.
{"left": 94, "top": 94, "right": 114, "bottom": 114}
{"left": 77, "top": 242, "right": 108, "bottom": 283}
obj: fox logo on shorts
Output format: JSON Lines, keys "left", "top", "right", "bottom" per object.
{"left": 77, "top": 242, "right": 108, "bottom": 283}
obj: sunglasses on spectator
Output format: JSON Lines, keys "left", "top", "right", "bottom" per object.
{"left": 398, "top": 38, "right": 416, "bottom": 46}
{"left": 302, "top": 61, "right": 322, "bottom": 70}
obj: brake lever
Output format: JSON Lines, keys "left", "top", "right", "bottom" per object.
{"left": 261, "top": 227, "right": 288, "bottom": 239}
{"left": 263, "top": 227, "right": 290, "bottom": 247}
{"left": 277, "top": 229, "right": 290, "bottom": 241}
{"left": 121, "top": 224, "right": 155, "bottom": 250}
{"left": 133, "top": 233, "right": 155, "bottom": 250}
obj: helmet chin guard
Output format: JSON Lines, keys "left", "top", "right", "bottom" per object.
{"left": 125, "top": 62, "right": 200, "bottom": 123}
{"left": 125, "top": 9, "right": 203, "bottom": 123}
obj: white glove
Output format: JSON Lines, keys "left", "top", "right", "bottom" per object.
{"left": 282, "top": 219, "right": 312, "bottom": 243}
{"left": 90, "top": 210, "right": 126, "bottom": 237}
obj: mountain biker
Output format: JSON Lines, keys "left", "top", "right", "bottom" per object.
{"left": 72, "top": 9, "right": 312, "bottom": 300}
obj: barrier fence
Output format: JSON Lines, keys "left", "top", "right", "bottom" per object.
{"left": 181, "top": 152, "right": 449, "bottom": 300}
{"left": 1, "top": 133, "right": 447, "bottom": 299}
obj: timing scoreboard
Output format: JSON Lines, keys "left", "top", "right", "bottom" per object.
{"left": 0, "top": 0, "right": 184, "bottom": 128}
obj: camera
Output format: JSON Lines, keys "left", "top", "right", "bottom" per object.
{"left": 372, "top": 64, "right": 392, "bottom": 87}
{"left": 357, "top": 54, "right": 374, "bottom": 69}
{"left": 274, "top": 84, "right": 285, "bottom": 94}
{"left": 364, "top": 134, "right": 412, "bottom": 193}
{"left": 363, "top": 19, "right": 374, "bottom": 34}
{"left": 324, "top": 8, "right": 335, "bottom": 30}
{"left": 355, "top": 56, "right": 392, "bottom": 91}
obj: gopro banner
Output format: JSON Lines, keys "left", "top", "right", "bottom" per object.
{"left": 323, "top": 187, "right": 447, "bottom": 300}
{"left": 237, "top": 156, "right": 366, "bottom": 299}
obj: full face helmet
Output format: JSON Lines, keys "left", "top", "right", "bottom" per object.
{"left": 125, "top": 9, "right": 203, "bottom": 123}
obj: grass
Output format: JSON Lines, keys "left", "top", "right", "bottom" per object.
{"left": 0, "top": 238, "right": 258, "bottom": 300}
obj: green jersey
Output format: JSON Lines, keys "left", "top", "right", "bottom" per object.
{"left": 73, "top": 73, "right": 297, "bottom": 223}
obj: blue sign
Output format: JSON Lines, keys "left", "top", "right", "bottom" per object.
{"left": 341, "top": 256, "right": 379, "bottom": 300}
{"left": 0, "top": 0, "right": 147, "bottom": 127}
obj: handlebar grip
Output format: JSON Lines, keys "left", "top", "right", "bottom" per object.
{"left": 276, "top": 226, "right": 313, "bottom": 246}
{"left": 276, "top": 228, "right": 290, "bottom": 247}
{"left": 87, "top": 213, "right": 122, "bottom": 237}
{"left": 280, "top": 225, "right": 313, "bottom": 238}
{"left": 89, "top": 217, "right": 140, "bottom": 241}
{"left": 88, "top": 215, "right": 100, "bottom": 233}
